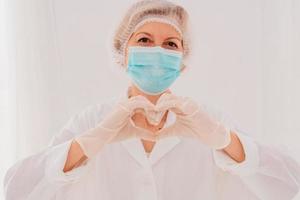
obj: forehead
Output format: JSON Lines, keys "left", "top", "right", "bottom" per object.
{"left": 134, "top": 22, "right": 182, "bottom": 39}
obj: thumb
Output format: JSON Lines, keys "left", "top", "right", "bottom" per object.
{"left": 156, "top": 100, "right": 184, "bottom": 115}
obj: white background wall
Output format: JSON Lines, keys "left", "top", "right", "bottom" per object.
{"left": 1, "top": 0, "right": 299, "bottom": 199}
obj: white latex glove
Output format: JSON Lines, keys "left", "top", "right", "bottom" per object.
{"left": 75, "top": 95, "right": 157, "bottom": 158}
{"left": 148, "top": 93, "right": 232, "bottom": 150}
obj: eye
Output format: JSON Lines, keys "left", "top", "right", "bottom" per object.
{"left": 137, "top": 37, "right": 151, "bottom": 43}
{"left": 166, "top": 41, "right": 178, "bottom": 48}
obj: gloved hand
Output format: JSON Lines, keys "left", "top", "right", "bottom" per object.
{"left": 74, "top": 95, "right": 157, "bottom": 158}
{"left": 148, "top": 93, "right": 232, "bottom": 150}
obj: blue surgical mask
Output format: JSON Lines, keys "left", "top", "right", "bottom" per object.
{"left": 126, "top": 46, "right": 183, "bottom": 95}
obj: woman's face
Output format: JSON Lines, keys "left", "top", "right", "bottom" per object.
{"left": 125, "top": 22, "right": 184, "bottom": 67}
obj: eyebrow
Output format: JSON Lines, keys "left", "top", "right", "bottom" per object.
{"left": 134, "top": 32, "right": 153, "bottom": 38}
{"left": 134, "top": 32, "right": 182, "bottom": 41}
{"left": 165, "top": 36, "right": 182, "bottom": 41}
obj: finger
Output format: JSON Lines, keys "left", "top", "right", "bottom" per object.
{"left": 127, "top": 95, "right": 156, "bottom": 110}
{"left": 129, "top": 119, "right": 160, "bottom": 142}
{"left": 156, "top": 99, "right": 183, "bottom": 113}
{"left": 156, "top": 125, "right": 176, "bottom": 139}
{"left": 156, "top": 92, "right": 177, "bottom": 105}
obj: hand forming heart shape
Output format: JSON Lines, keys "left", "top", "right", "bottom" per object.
{"left": 127, "top": 93, "right": 231, "bottom": 149}
{"left": 130, "top": 92, "right": 182, "bottom": 126}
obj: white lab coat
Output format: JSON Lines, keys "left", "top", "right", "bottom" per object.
{"left": 3, "top": 92, "right": 300, "bottom": 200}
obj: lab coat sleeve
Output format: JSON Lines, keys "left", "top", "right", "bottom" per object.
{"left": 210, "top": 106, "right": 300, "bottom": 200}
{"left": 213, "top": 131, "right": 260, "bottom": 176}
{"left": 3, "top": 103, "right": 104, "bottom": 200}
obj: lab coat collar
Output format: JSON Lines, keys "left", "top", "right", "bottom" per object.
{"left": 121, "top": 135, "right": 181, "bottom": 168}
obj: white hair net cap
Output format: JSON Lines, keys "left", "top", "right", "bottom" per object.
{"left": 112, "top": 0, "right": 191, "bottom": 70}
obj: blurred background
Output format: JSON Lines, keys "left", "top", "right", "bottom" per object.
{"left": 0, "top": 0, "right": 299, "bottom": 199}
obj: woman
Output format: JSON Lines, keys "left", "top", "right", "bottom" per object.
{"left": 3, "top": 0, "right": 300, "bottom": 199}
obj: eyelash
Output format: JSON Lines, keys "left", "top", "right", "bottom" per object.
{"left": 137, "top": 37, "right": 151, "bottom": 43}
{"left": 166, "top": 41, "right": 178, "bottom": 48}
{"left": 137, "top": 37, "right": 179, "bottom": 48}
